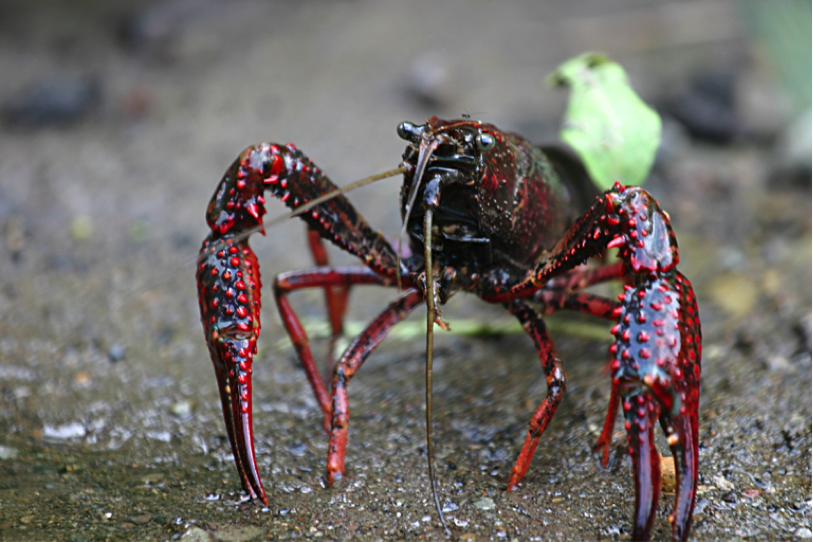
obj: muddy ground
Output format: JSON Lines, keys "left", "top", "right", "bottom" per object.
{"left": 0, "top": 1, "right": 810, "bottom": 541}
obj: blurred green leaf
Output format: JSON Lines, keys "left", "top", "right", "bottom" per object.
{"left": 269, "top": 316, "right": 611, "bottom": 352}
{"left": 547, "top": 52, "right": 661, "bottom": 189}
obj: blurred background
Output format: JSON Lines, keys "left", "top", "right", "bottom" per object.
{"left": 0, "top": 1, "right": 809, "bottom": 540}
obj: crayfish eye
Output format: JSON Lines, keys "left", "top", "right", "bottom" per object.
{"left": 397, "top": 121, "right": 421, "bottom": 143}
{"left": 476, "top": 132, "right": 496, "bottom": 152}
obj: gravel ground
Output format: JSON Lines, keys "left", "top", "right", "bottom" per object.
{"left": 0, "top": 1, "right": 809, "bottom": 541}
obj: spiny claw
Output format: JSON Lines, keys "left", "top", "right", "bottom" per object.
{"left": 625, "top": 390, "right": 662, "bottom": 540}
{"left": 611, "top": 270, "right": 701, "bottom": 541}
{"left": 197, "top": 233, "right": 267, "bottom": 505}
{"left": 213, "top": 336, "right": 267, "bottom": 505}
{"left": 198, "top": 141, "right": 403, "bottom": 507}
{"left": 662, "top": 406, "right": 698, "bottom": 542}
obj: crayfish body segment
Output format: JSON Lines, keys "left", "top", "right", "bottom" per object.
{"left": 197, "top": 116, "right": 701, "bottom": 540}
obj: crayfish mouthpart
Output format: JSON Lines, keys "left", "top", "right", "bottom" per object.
{"left": 397, "top": 137, "right": 440, "bottom": 291}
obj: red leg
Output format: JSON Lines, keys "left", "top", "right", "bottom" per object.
{"left": 535, "top": 290, "right": 620, "bottom": 319}
{"left": 504, "top": 299, "right": 567, "bottom": 490}
{"left": 543, "top": 261, "right": 626, "bottom": 291}
{"left": 594, "top": 383, "right": 620, "bottom": 468}
{"left": 534, "top": 273, "right": 626, "bottom": 466}
{"left": 307, "top": 229, "right": 352, "bottom": 381}
{"left": 273, "top": 267, "right": 393, "bottom": 417}
{"left": 325, "top": 289, "right": 424, "bottom": 485}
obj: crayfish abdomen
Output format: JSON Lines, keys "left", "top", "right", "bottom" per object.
{"left": 197, "top": 116, "right": 701, "bottom": 541}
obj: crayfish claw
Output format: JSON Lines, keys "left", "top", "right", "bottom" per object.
{"left": 213, "top": 340, "right": 267, "bottom": 506}
{"left": 661, "top": 408, "right": 698, "bottom": 541}
{"left": 625, "top": 390, "right": 662, "bottom": 541}
{"left": 198, "top": 233, "right": 267, "bottom": 506}
{"left": 612, "top": 270, "right": 701, "bottom": 541}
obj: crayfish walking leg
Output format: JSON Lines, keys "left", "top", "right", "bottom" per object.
{"left": 325, "top": 289, "right": 424, "bottom": 485}
{"left": 503, "top": 299, "right": 567, "bottom": 490}
{"left": 273, "top": 267, "right": 393, "bottom": 422}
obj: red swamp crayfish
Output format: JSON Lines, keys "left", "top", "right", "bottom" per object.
{"left": 196, "top": 116, "right": 702, "bottom": 540}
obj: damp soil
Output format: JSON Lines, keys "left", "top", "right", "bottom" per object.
{"left": 0, "top": 1, "right": 810, "bottom": 541}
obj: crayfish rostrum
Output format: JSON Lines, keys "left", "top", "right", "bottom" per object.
{"left": 197, "top": 116, "right": 702, "bottom": 541}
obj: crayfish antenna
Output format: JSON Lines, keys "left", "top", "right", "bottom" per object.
{"left": 284, "top": 166, "right": 407, "bottom": 224}
{"left": 128, "top": 168, "right": 408, "bottom": 303}
{"left": 423, "top": 208, "right": 448, "bottom": 533}
{"left": 398, "top": 138, "right": 439, "bottom": 292}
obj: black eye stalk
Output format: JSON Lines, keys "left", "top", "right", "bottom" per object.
{"left": 397, "top": 121, "right": 423, "bottom": 144}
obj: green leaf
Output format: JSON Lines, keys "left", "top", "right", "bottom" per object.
{"left": 547, "top": 52, "right": 661, "bottom": 189}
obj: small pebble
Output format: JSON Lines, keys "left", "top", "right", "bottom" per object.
{"left": 287, "top": 442, "right": 307, "bottom": 456}
{"left": 0, "top": 445, "right": 19, "bottom": 459}
{"left": 43, "top": 422, "right": 86, "bottom": 440}
{"left": 145, "top": 431, "right": 172, "bottom": 443}
{"left": 713, "top": 475, "right": 734, "bottom": 491}
{"left": 108, "top": 344, "right": 126, "bottom": 362}
{"left": 473, "top": 497, "right": 495, "bottom": 510}
{"left": 180, "top": 525, "right": 213, "bottom": 542}
{"left": 214, "top": 525, "right": 263, "bottom": 540}
{"left": 767, "top": 354, "right": 796, "bottom": 374}
{"left": 129, "top": 514, "right": 153, "bottom": 524}
{"left": 142, "top": 472, "right": 166, "bottom": 486}
{"left": 442, "top": 501, "right": 459, "bottom": 512}
{"left": 70, "top": 216, "right": 93, "bottom": 241}
{"left": 795, "top": 527, "right": 813, "bottom": 539}
{"left": 170, "top": 400, "right": 194, "bottom": 418}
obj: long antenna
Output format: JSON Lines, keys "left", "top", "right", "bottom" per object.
{"left": 423, "top": 208, "right": 448, "bottom": 532}
{"left": 282, "top": 166, "right": 408, "bottom": 224}
{"left": 124, "top": 166, "right": 408, "bottom": 301}
{"left": 397, "top": 139, "right": 439, "bottom": 291}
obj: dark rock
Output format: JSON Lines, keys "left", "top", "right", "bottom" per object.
{"left": 108, "top": 343, "right": 126, "bottom": 362}
{"left": 664, "top": 72, "right": 741, "bottom": 143}
{"left": 3, "top": 74, "right": 100, "bottom": 127}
